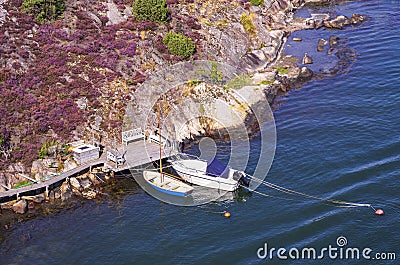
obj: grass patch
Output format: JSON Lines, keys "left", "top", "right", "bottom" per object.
{"left": 250, "top": 0, "right": 263, "bottom": 6}
{"left": 257, "top": 79, "right": 274, "bottom": 85}
{"left": 12, "top": 179, "right": 33, "bottom": 189}
{"left": 187, "top": 79, "right": 203, "bottom": 87}
{"left": 227, "top": 74, "right": 253, "bottom": 89}
{"left": 275, "top": 66, "right": 289, "bottom": 75}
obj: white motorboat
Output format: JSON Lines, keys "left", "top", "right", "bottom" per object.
{"left": 169, "top": 154, "right": 249, "bottom": 192}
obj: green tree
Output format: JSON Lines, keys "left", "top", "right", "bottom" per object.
{"left": 22, "top": 0, "right": 65, "bottom": 23}
{"left": 162, "top": 32, "right": 195, "bottom": 58}
{"left": 132, "top": 0, "right": 168, "bottom": 23}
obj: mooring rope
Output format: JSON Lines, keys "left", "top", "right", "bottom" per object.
{"left": 244, "top": 173, "right": 373, "bottom": 209}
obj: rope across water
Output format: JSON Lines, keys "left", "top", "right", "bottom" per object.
{"left": 243, "top": 173, "right": 379, "bottom": 212}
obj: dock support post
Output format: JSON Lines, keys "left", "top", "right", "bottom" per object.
{"left": 44, "top": 185, "right": 49, "bottom": 199}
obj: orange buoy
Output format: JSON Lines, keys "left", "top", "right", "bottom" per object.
{"left": 375, "top": 209, "right": 384, "bottom": 216}
{"left": 223, "top": 211, "right": 231, "bottom": 218}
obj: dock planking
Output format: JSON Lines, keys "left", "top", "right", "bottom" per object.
{"left": 107, "top": 140, "right": 176, "bottom": 172}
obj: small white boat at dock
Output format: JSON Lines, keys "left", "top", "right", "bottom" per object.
{"left": 143, "top": 171, "right": 193, "bottom": 197}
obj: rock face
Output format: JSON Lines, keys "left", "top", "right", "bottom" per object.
{"left": 22, "top": 194, "right": 45, "bottom": 203}
{"left": 0, "top": 164, "right": 27, "bottom": 192}
{"left": 12, "top": 200, "right": 27, "bottom": 214}
{"left": 31, "top": 159, "right": 59, "bottom": 180}
{"left": 0, "top": 0, "right": 367, "bottom": 190}
{"left": 238, "top": 31, "right": 286, "bottom": 72}
{"left": 106, "top": 1, "right": 128, "bottom": 25}
{"left": 324, "top": 14, "right": 366, "bottom": 29}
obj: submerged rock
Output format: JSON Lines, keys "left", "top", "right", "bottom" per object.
{"left": 61, "top": 190, "right": 72, "bottom": 201}
{"left": 317, "top": 38, "right": 328, "bottom": 52}
{"left": 328, "top": 36, "right": 339, "bottom": 54}
{"left": 82, "top": 190, "right": 97, "bottom": 200}
{"left": 351, "top": 14, "right": 365, "bottom": 24}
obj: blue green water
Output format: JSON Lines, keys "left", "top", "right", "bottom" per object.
{"left": 1, "top": 1, "right": 399, "bottom": 264}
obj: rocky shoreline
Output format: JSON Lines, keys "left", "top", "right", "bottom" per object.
{"left": 0, "top": 0, "right": 366, "bottom": 228}
{"left": 0, "top": 166, "right": 112, "bottom": 214}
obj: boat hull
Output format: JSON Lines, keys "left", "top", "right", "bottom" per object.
{"left": 143, "top": 171, "right": 193, "bottom": 197}
{"left": 171, "top": 161, "right": 239, "bottom": 192}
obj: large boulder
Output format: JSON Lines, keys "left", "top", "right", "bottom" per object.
{"left": 69, "top": 177, "right": 81, "bottom": 190}
{"left": 302, "top": 53, "right": 313, "bottom": 64}
{"left": 80, "top": 177, "right": 92, "bottom": 189}
{"left": 12, "top": 200, "right": 27, "bottom": 214}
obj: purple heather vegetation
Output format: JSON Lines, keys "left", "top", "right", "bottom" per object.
{"left": 0, "top": 0, "right": 202, "bottom": 169}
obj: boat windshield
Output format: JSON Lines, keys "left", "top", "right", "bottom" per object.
{"left": 206, "top": 158, "right": 229, "bottom": 179}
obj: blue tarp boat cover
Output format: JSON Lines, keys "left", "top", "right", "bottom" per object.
{"left": 206, "top": 158, "right": 229, "bottom": 178}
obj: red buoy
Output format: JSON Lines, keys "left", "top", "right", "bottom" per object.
{"left": 375, "top": 209, "right": 384, "bottom": 216}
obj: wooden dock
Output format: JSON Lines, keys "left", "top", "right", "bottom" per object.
{"left": 0, "top": 140, "right": 174, "bottom": 201}
{"left": 106, "top": 140, "right": 175, "bottom": 172}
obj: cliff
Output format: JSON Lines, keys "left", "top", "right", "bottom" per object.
{"left": 0, "top": 0, "right": 365, "bottom": 188}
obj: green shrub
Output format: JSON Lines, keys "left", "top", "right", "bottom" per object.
{"left": 240, "top": 14, "right": 256, "bottom": 35}
{"left": 275, "top": 66, "right": 289, "bottom": 75}
{"left": 162, "top": 32, "right": 195, "bottom": 58}
{"left": 249, "top": 0, "right": 263, "bottom": 6}
{"left": 187, "top": 79, "right": 203, "bottom": 87}
{"left": 38, "top": 139, "right": 57, "bottom": 159}
{"left": 22, "top": 0, "right": 65, "bottom": 23}
{"left": 132, "top": 0, "right": 168, "bottom": 23}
